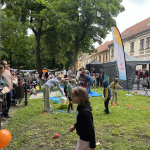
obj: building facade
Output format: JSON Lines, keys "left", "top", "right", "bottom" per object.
{"left": 77, "top": 17, "right": 150, "bottom": 69}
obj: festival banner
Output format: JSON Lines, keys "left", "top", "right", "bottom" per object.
{"left": 111, "top": 26, "right": 127, "bottom": 80}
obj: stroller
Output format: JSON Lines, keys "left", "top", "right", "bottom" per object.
{"left": 12, "top": 84, "right": 24, "bottom": 106}
{"left": 31, "top": 78, "right": 37, "bottom": 88}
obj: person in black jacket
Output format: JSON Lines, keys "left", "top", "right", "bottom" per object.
{"left": 69, "top": 86, "right": 96, "bottom": 150}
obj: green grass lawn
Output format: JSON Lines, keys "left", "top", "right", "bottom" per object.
{"left": 3, "top": 87, "right": 150, "bottom": 150}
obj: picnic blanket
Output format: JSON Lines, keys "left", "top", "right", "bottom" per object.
{"left": 29, "top": 90, "right": 102, "bottom": 100}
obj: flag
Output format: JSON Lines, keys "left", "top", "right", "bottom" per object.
{"left": 111, "top": 26, "right": 127, "bottom": 80}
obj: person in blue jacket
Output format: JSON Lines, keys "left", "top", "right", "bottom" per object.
{"left": 102, "top": 79, "right": 111, "bottom": 114}
{"left": 80, "top": 72, "right": 94, "bottom": 94}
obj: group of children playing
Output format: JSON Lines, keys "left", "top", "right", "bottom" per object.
{"left": 60, "top": 77, "right": 122, "bottom": 150}
{"left": 43, "top": 75, "right": 122, "bottom": 150}
{"left": 103, "top": 78, "right": 123, "bottom": 114}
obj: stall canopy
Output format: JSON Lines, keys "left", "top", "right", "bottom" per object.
{"left": 86, "top": 59, "right": 103, "bottom": 73}
{"left": 103, "top": 53, "right": 150, "bottom": 89}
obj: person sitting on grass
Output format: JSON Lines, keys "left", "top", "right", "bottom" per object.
{"left": 109, "top": 78, "right": 123, "bottom": 105}
{"left": 67, "top": 79, "right": 76, "bottom": 113}
{"left": 43, "top": 77, "right": 65, "bottom": 111}
{"left": 69, "top": 86, "right": 96, "bottom": 150}
{"left": 102, "top": 80, "right": 111, "bottom": 114}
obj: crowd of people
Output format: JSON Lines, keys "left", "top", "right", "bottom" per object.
{"left": 1, "top": 62, "right": 150, "bottom": 150}
{"left": 135, "top": 68, "right": 150, "bottom": 87}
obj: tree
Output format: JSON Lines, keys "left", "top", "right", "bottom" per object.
{"left": 42, "top": 0, "right": 124, "bottom": 70}
{"left": 2, "top": 0, "right": 52, "bottom": 72}
{"left": 1, "top": 10, "right": 32, "bottom": 68}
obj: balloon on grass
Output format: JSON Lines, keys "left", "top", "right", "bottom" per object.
{"left": 54, "top": 134, "right": 59, "bottom": 138}
{"left": 0, "top": 129, "right": 11, "bottom": 148}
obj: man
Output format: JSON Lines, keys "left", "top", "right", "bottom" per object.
{"left": 1, "top": 61, "right": 13, "bottom": 118}
{"left": 43, "top": 77, "right": 65, "bottom": 111}
{"left": 68, "top": 66, "right": 75, "bottom": 82}
{"left": 99, "top": 68, "right": 104, "bottom": 87}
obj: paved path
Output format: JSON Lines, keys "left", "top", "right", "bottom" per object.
{"left": 129, "top": 89, "right": 150, "bottom": 97}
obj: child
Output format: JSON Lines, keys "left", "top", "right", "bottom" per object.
{"left": 64, "top": 78, "right": 68, "bottom": 97}
{"left": 67, "top": 79, "right": 76, "bottom": 113}
{"left": 69, "top": 86, "right": 96, "bottom": 150}
{"left": 79, "top": 78, "right": 83, "bottom": 87}
{"left": 109, "top": 78, "right": 123, "bottom": 105}
{"left": 102, "top": 80, "right": 111, "bottom": 114}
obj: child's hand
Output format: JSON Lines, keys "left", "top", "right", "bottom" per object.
{"left": 69, "top": 125, "right": 75, "bottom": 132}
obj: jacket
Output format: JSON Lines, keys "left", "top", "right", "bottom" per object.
{"left": 67, "top": 82, "right": 76, "bottom": 97}
{"left": 74, "top": 101, "right": 96, "bottom": 148}
{"left": 44, "top": 79, "right": 63, "bottom": 96}
{"left": 102, "top": 80, "right": 111, "bottom": 101}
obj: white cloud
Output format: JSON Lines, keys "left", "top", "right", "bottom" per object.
{"left": 94, "top": 0, "right": 150, "bottom": 48}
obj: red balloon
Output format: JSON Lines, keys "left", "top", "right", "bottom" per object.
{"left": 0, "top": 129, "right": 11, "bottom": 148}
{"left": 54, "top": 134, "right": 59, "bottom": 138}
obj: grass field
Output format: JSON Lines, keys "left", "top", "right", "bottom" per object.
{"left": 3, "top": 87, "right": 150, "bottom": 150}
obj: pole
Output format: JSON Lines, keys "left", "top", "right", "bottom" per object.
{"left": 24, "top": 80, "right": 28, "bottom": 106}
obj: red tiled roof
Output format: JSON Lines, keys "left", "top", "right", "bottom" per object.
{"left": 121, "top": 17, "right": 150, "bottom": 39}
{"left": 97, "top": 41, "right": 113, "bottom": 53}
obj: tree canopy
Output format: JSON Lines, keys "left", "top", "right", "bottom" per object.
{"left": 1, "top": 0, "right": 124, "bottom": 71}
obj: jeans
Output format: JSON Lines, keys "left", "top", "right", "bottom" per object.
{"left": 2, "top": 90, "right": 12, "bottom": 117}
{"left": 86, "top": 80, "right": 94, "bottom": 94}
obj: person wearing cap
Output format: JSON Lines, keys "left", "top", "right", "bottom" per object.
{"left": 80, "top": 73, "right": 94, "bottom": 94}
{"left": 67, "top": 79, "right": 76, "bottom": 113}
{"left": 43, "top": 77, "right": 65, "bottom": 111}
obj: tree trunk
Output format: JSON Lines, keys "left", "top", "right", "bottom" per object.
{"left": 73, "top": 47, "right": 78, "bottom": 70}
{"left": 35, "top": 32, "right": 42, "bottom": 74}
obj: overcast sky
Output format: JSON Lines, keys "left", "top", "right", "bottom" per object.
{"left": 94, "top": 0, "right": 150, "bottom": 48}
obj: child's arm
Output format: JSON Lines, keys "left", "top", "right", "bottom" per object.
{"left": 69, "top": 125, "right": 75, "bottom": 132}
{"left": 104, "top": 88, "right": 108, "bottom": 101}
{"left": 117, "top": 84, "right": 123, "bottom": 89}
{"left": 109, "top": 82, "right": 114, "bottom": 88}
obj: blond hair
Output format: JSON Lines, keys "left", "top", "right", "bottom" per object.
{"left": 72, "top": 86, "right": 89, "bottom": 106}
{"left": 114, "top": 78, "right": 119, "bottom": 83}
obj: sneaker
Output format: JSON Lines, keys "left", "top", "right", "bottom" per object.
{"left": 115, "top": 102, "right": 119, "bottom": 105}
{"left": 106, "top": 112, "right": 109, "bottom": 114}
{"left": 5, "top": 115, "right": 12, "bottom": 118}
{"left": 111, "top": 102, "right": 113, "bottom": 105}
{"left": 66, "top": 110, "right": 71, "bottom": 113}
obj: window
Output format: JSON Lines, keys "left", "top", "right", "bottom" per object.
{"left": 140, "top": 39, "right": 144, "bottom": 50}
{"left": 99, "top": 55, "right": 101, "bottom": 62}
{"left": 130, "top": 42, "right": 134, "bottom": 52}
{"left": 146, "top": 37, "right": 150, "bottom": 49}
{"left": 103, "top": 54, "right": 105, "bottom": 62}
{"left": 106, "top": 53, "right": 107, "bottom": 61}
{"left": 111, "top": 48, "right": 114, "bottom": 57}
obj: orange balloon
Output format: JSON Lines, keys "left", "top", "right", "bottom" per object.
{"left": 0, "top": 129, "right": 11, "bottom": 148}
{"left": 42, "top": 70, "right": 47, "bottom": 73}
